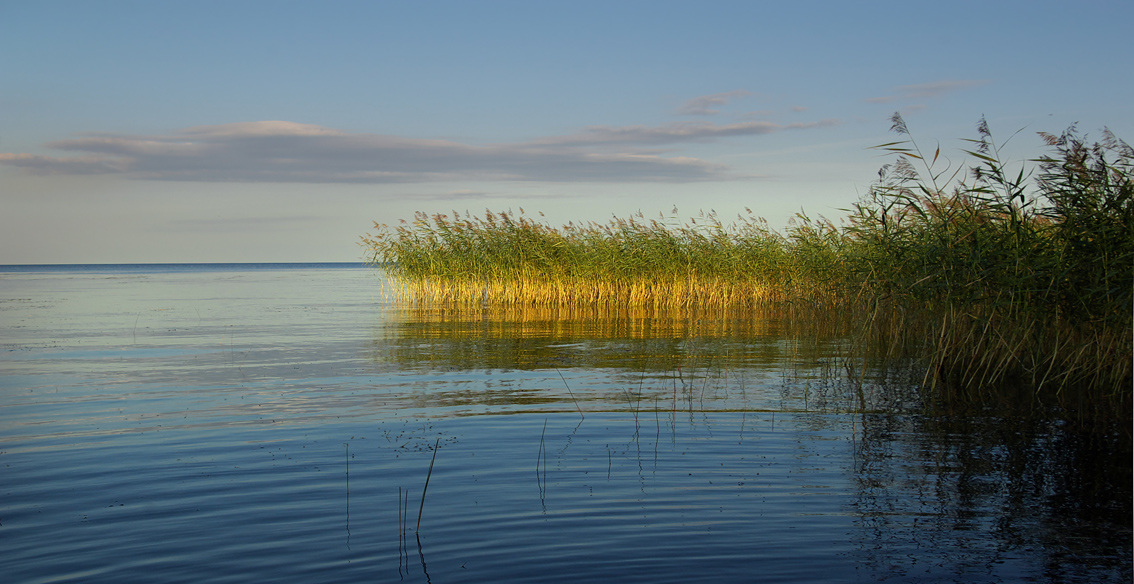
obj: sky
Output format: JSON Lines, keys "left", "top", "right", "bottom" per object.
{"left": 1, "top": 0, "right": 1131, "bottom": 264}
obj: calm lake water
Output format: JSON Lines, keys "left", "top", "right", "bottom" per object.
{"left": 1, "top": 264, "right": 1129, "bottom": 583}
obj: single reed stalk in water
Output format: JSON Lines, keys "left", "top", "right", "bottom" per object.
{"left": 398, "top": 485, "right": 407, "bottom": 574}
{"left": 536, "top": 419, "right": 548, "bottom": 498}
{"left": 536, "top": 419, "right": 545, "bottom": 480}
{"left": 556, "top": 368, "right": 584, "bottom": 420}
{"left": 417, "top": 438, "right": 440, "bottom": 532}
{"left": 344, "top": 443, "right": 350, "bottom": 543}
{"left": 402, "top": 488, "right": 410, "bottom": 566}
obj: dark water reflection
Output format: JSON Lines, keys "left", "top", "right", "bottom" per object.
{"left": 1, "top": 266, "right": 1129, "bottom": 583}
{"left": 851, "top": 413, "right": 1130, "bottom": 582}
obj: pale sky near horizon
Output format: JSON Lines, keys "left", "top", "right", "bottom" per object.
{"left": 2, "top": 0, "right": 1130, "bottom": 263}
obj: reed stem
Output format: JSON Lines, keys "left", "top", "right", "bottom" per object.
{"left": 416, "top": 438, "right": 440, "bottom": 532}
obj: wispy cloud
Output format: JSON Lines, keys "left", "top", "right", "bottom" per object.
{"left": 407, "top": 189, "right": 571, "bottom": 201}
{"left": 0, "top": 152, "right": 128, "bottom": 174}
{"left": 531, "top": 119, "right": 839, "bottom": 147}
{"left": 413, "top": 189, "right": 493, "bottom": 201}
{"left": 675, "top": 90, "right": 751, "bottom": 115}
{"left": 0, "top": 116, "right": 839, "bottom": 184}
{"left": 1, "top": 121, "right": 731, "bottom": 183}
{"left": 866, "top": 79, "right": 990, "bottom": 104}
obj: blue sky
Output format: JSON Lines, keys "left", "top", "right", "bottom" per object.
{"left": 2, "top": 0, "right": 1130, "bottom": 263}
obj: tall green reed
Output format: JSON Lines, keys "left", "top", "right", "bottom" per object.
{"left": 845, "top": 114, "right": 1131, "bottom": 405}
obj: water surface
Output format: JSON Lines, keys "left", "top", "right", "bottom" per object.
{"left": 1, "top": 264, "right": 1129, "bottom": 583}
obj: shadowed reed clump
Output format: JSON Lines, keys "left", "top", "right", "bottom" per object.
{"left": 847, "top": 114, "right": 1131, "bottom": 405}
{"left": 362, "top": 115, "right": 1132, "bottom": 407}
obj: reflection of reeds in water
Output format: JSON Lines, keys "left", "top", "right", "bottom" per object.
{"left": 375, "top": 301, "right": 855, "bottom": 375}
{"left": 849, "top": 404, "right": 1132, "bottom": 578}
{"left": 389, "top": 303, "right": 787, "bottom": 340}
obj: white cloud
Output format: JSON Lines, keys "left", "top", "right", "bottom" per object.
{"left": 675, "top": 90, "right": 751, "bottom": 116}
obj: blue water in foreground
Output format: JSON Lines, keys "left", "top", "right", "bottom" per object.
{"left": 1, "top": 265, "right": 1129, "bottom": 583}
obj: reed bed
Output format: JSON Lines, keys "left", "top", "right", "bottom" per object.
{"left": 363, "top": 115, "right": 1133, "bottom": 406}
{"left": 843, "top": 115, "right": 1132, "bottom": 405}
{"left": 363, "top": 206, "right": 849, "bottom": 308}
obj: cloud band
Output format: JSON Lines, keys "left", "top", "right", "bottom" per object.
{"left": 1, "top": 117, "right": 837, "bottom": 184}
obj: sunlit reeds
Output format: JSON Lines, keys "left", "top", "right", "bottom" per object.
{"left": 362, "top": 207, "right": 849, "bottom": 309}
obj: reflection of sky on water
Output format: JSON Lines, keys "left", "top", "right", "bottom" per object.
{"left": 0, "top": 265, "right": 1129, "bottom": 583}
{"left": 2, "top": 266, "right": 874, "bottom": 427}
